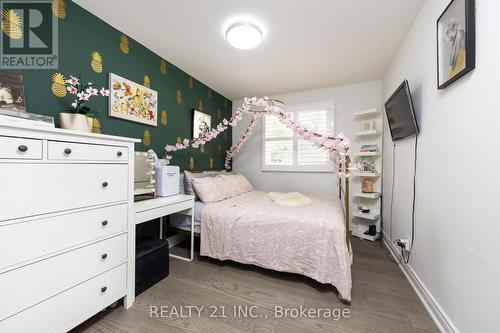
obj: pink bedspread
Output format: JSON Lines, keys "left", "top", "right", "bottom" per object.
{"left": 200, "top": 191, "right": 352, "bottom": 301}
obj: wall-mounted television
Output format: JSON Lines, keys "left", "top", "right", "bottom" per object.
{"left": 384, "top": 80, "right": 419, "bottom": 141}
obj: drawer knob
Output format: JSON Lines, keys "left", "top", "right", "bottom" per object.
{"left": 102, "top": 181, "right": 108, "bottom": 188}
{"left": 64, "top": 148, "right": 72, "bottom": 155}
{"left": 101, "top": 286, "right": 107, "bottom": 293}
{"left": 17, "top": 145, "right": 28, "bottom": 152}
{"left": 101, "top": 220, "right": 108, "bottom": 226}
{"left": 101, "top": 253, "right": 108, "bottom": 260}
{"left": 117, "top": 151, "right": 123, "bottom": 157}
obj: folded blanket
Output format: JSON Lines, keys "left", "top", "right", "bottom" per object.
{"left": 268, "top": 192, "right": 312, "bottom": 207}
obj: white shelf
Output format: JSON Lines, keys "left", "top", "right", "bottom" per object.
{"left": 351, "top": 229, "right": 381, "bottom": 242}
{"left": 354, "top": 130, "right": 381, "bottom": 137}
{"left": 352, "top": 172, "right": 380, "bottom": 178}
{"left": 353, "top": 211, "right": 380, "bottom": 221}
{"left": 353, "top": 192, "right": 381, "bottom": 199}
{"left": 353, "top": 108, "right": 382, "bottom": 119}
{"left": 354, "top": 151, "right": 380, "bottom": 157}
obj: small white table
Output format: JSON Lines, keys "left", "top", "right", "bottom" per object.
{"left": 134, "top": 194, "right": 195, "bottom": 261}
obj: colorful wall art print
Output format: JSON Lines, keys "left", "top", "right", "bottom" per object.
{"left": 109, "top": 73, "right": 158, "bottom": 126}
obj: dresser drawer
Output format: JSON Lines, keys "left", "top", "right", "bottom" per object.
{"left": 0, "top": 136, "right": 42, "bottom": 160}
{"left": 0, "top": 234, "right": 127, "bottom": 321}
{"left": 0, "top": 204, "right": 127, "bottom": 270}
{"left": 48, "top": 141, "right": 128, "bottom": 162}
{"left": 0, "top": 263, "right": 127, "bottom": 333}
{"left": 0, "top": 163, "right": 128, "bottom": 221}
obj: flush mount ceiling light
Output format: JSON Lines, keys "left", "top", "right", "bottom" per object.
{"left": 225, "top": 22, "right": 263, "bottom": 50}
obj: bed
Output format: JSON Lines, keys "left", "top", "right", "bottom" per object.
{"left": 168, "top": 171, "right": 352, "bottom": 301}
{"left": 199, "top": 190, "right": 352, "bottom": 301}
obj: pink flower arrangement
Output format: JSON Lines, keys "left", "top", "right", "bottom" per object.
{"left": 164, "top": 97, "right": 356, "bottom": 176}
{"left": 64, "top": 74, "right": 110, "bottom": 115}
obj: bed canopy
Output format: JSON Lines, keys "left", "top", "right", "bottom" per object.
{"left": 164, "top": 97, "right": 356, "bottom": 247}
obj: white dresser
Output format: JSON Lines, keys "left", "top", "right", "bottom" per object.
{"left": 0, "top": 123, "right": 140, "bottom": 333}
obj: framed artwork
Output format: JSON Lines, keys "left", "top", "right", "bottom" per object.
{"left": 0, "top": 71, "right": 25, "bottom": 112}
{"left": 109, "top": 73, "right": 158, "bottom": 126}
{"left": 193, "top": 109, "right": 211, "bottom": 139}
{"left": 437, "top": 0, "right": 475, "bottom": 89}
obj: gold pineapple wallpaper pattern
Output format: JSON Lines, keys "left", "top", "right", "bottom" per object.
{"left": 120, "top": 34, "right": 129, "bottom": 54}
{"left": 161, "top": 111, "right": 167, "bottom": 126}
{"left": 143, "top": 75, "right": 151, "bottom": 88}
{"left": 91, "top": 51, "right": 103, "bottom": 73}
{"left": 176, "top": 90, "right": 182, "bottom": 104}
{"left": 8, "top": 1, "right": 231, "bottom": 172}
{"left": 2, "top": 9, "right": 22, "bottom": 39}
{"left": 160, "top": 59, "right": 167, "bottom": 75}
{"left": 51, "top": 73, "right": 67, "bottom": 97}
{"left": 143, "top": 130, "right": 151, "bottom": 146}
{"left": 52, "top": 0, "right": 66, "bottom": 19}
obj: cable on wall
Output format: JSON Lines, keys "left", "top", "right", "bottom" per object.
{"left": 405, "top": 135, "right": 418, "bottom": 264}
{"left": 388, "top": 135, "right": 418, "bottom": 265}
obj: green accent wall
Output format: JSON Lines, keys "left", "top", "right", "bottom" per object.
{"left": 5, "top": 1, "right": 232, "bottom": 171}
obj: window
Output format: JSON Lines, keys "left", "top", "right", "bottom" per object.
{"left": 262, "top": 101, "right": 335, "bottom": 172}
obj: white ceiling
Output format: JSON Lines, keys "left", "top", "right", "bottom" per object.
{"left": 74, "top": 0, "right": 424, "bottom": 100}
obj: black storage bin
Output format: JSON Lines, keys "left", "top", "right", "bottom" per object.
{"left": 135, "top": 237, "right": 169, "bottom": 296}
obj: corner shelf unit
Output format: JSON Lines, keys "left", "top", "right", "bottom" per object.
{"left": 353, "top": 108, "right": 382, "bottom": 119}
{"left": 353, "top": 171, "right": 380, "bottom": 178}
{"left": 353, "top": 211, "right": 381, "bottom": 220}
{"left": 354, "top": 129, "right": 381, "bottom": 137}
{"left": 353, "top": 192, "right": 381, "bottom": 199}
{"left": 354, "top": 151, "right": 380, "bottom": 157}
{"left": 351, "top": 229, "right": 381, "bottom": 242}
{"left": 350, "top": 107, "right": 383, "bottom": 242}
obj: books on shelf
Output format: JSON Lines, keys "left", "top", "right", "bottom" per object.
{"left": 359, "top": 144, "right": 378, "bottom": 153}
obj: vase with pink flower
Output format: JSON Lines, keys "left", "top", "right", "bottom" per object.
{"left": 59, "top": 74, "right": 110, "bottom": 132}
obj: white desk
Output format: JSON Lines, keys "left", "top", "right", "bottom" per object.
{"left": 134, "top": 194, "right": 195, "bottom": 261}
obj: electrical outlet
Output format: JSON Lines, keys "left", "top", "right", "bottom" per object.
{"left": 396, "top": 238, "right": 411, "bottom": 252}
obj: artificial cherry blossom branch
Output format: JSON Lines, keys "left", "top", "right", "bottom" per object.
{"left": 164, "top": 97, "right": 357, "bottom": 176}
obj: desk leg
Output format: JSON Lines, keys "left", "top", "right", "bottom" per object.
{"left": 190, "top": 207, "right": 194, "bottom": 261}
{"left": 159, "top": 216, "right": 163, "bottom": 240}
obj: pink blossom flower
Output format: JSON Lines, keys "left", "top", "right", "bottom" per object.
{"left": 86, "top": 87, "right": 98, "bottom": 96}
{"left": 67, "top": 86, "right": 77, "bottom": 94}
{"left": 100, "top": 88, "right": 110, "bottom": 96}
{"left": 66, "top": 76, "right": 79, "bottom": 86}
{"left": 77, "top": 92, "right": 90, "bottom": 101}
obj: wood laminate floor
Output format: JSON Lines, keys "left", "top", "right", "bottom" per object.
{"left": 72, "top": 238, "right": 438, "bottom": 333}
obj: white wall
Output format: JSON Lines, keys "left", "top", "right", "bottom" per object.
{"left": 232, "top": 80, "right": 382, "bottom": 195}
{"left": 382, "top": 0, "right": 500, "bottom": 332}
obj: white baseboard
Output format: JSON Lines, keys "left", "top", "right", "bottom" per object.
{"left": 382, "top": 234, "right": 459, "bottom": 333}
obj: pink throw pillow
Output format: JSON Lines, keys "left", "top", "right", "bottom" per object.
{"left": 191, "top": 176, "right": 227, "bottom": 203}
{"left": 220, "top": 174, "right": 253, "bottom": 195}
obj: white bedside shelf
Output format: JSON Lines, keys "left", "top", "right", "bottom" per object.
{"left": 353, "top": 192, "right": 381, "bottom": 199}
{"left": 354, "top": 130, "right": 381, "bottom": 137}
{"left": 352, "top": 172, "right": 380, "bottom": 178}
{"left": 351, "top": 229, "right": 381, "bottom": 242}
{"left": 354, "top": 151, "right": 380, "bottom": 157}
{"left": 353, "top": 211, "right": 380, "bottom": 220}
{"left": 353, "top": 108, "right": 382, "bottom": 119}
